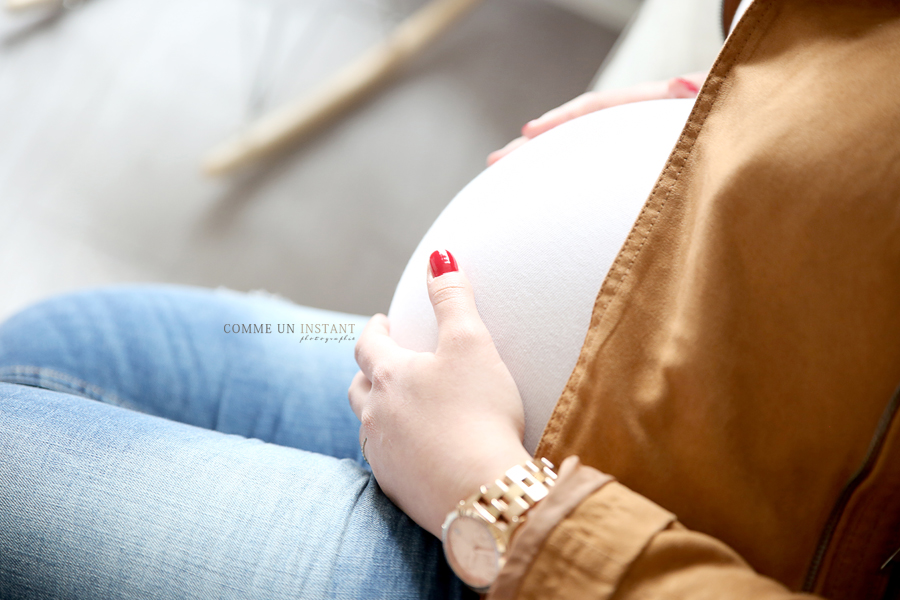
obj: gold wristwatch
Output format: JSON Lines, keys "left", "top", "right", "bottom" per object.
{"left": 441, "top": 458, "right": 557, "bottom": 593}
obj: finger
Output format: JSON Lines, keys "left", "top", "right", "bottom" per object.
{"left": 521, "top": 92, "right": 600, "bottom": 138}
{"left": 487, "top": 136, "right": 528, "bottom": 166}
{"left": 354, "top": 314, "right": 400, "bottom": 381}
{"left": 522, "top": 81, "right": 678, "bottom": 139}
{"left": 348, "top": 370, "right": 371, "bottom": 421}
{"left": 426, "top": 250, "right": 489, "bottom": 351}
{"left": 667, "top": 71, "right": 707, "bottom": 98}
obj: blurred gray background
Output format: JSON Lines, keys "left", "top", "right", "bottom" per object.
{"left": 0, "top": 0, "right": 723, "bottom": 319}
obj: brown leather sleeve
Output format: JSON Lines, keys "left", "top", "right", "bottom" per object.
{"left": 489, "top": 457, "right": 823, "bottom": 600}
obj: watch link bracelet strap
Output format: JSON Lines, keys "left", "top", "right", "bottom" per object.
{"left": 443, "top": 458, "right": 559, "bottom": 593}
{"left": 469, "top": 458, "right": 558, "bottom": 529}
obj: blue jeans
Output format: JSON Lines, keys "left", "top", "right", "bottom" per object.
{"left": 0, "top": 286, "right": 476, "bottom": 600}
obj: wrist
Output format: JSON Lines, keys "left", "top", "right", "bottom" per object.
{"left": 458, "top": 444, "right": 533, "bottom": 504}
{"left": 441, "top": 454, "right": 559, "bottom": 592}
{"left": 428, "top": 435, "right": 531, "bottom": 537}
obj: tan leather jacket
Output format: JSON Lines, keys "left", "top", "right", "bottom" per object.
{"left": 486, "top": 1, "right": 900, "bottom": 598}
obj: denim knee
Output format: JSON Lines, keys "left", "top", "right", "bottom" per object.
{"left": 0, "top": 289, "right": 145, "bottom": 409}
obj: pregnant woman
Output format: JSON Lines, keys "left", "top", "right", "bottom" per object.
{"left": 2, "top": 0, "right": 900, "bottom": 598}
{"left": 0, "top": 103, "right": 680, "bottom": 599}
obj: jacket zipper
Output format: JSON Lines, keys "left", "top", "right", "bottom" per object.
{"left": 802, "top": 382, "right": 900, "bottom": 591}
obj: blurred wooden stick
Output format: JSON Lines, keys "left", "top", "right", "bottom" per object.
{"left": 6, "top": 0, "right": 59, "bottom": 11}
{"left": 203, "top": 0, "right": 486, "bottom": 176}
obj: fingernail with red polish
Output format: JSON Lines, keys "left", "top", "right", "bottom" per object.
{"left": 675, "top": 77, "right": 700, "bottom": 94}
{"left": 429, "top": 250, "right": 458, "bottom": 277}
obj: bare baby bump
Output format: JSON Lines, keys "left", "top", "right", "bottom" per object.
{"left": 388, "top": 98, "right": 695, "bottom": 453}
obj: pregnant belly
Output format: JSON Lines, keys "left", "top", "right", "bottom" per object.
{"left": 388, "top": 98, "right": 694, "bottom": 453}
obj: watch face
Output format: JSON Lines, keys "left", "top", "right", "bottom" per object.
{"left": 444, "top": 515, "right": 501, "bottom": 590}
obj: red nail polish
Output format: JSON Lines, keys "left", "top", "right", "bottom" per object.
{"left": 429, "top": 250, "right": 458, "bottom": 277}
{"left": 675, "top": 77, "right": 700, "bottom": 94}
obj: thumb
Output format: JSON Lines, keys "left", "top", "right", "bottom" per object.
{"left": 426, "top": 250, "right": 489, "bottom": 351}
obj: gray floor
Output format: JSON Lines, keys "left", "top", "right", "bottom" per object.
{"left": 0, "top": 0, "right": 618, "bottom": 320}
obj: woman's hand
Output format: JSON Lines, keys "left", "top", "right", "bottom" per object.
{"left": 348, "top": 250, "right": 531, "bottom": 538}
{"left": 487, "top": 71, "right": 707, "bottom": 166}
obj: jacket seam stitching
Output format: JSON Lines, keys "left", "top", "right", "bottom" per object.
{"left": 536, "top": 0, "right": 779, "bottom": 460}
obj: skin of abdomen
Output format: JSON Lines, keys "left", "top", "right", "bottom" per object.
{"left": 388, "top": 98, "right": 694, "bottom": 453}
